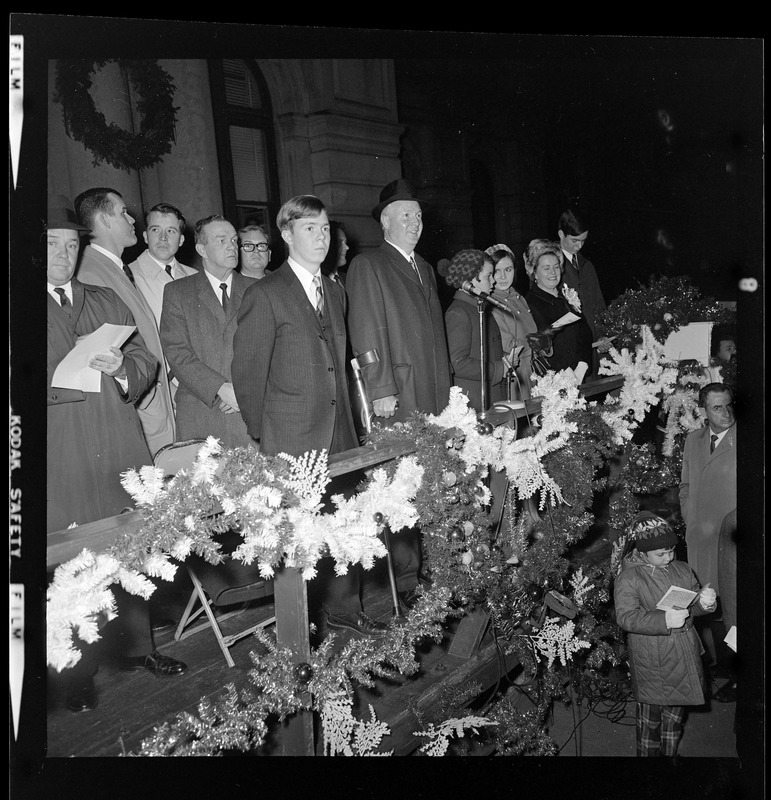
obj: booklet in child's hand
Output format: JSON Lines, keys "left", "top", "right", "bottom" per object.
{"left": 656, "top": 585, "right": 698, "bottom": 611}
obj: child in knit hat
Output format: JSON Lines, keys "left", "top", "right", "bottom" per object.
{"left": 614, "top": 511, "right": 717, "bottom": 758}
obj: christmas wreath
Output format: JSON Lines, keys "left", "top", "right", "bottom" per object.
{"left": 54, "top": 59, "right": 179, "bottom": 173}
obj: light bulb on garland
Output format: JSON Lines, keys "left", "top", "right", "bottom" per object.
{"left": 442, "top": 471, "right": 457, "bottom": 487}
{"left": 449, "top": 526, "right": 465, "bottom": 544}
{"left": 294, "top": 662, "right": 313, "bottom": 685}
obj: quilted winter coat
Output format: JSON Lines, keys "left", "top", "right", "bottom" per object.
{"left": 614, "top": 553, "right": 709, "bottom": 706}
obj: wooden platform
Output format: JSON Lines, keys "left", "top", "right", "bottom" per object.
{"left": 47, "top": 549, "right": 535, "bottom": 758}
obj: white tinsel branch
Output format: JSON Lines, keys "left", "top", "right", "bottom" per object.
{"left": 414, "top": 715, "right": 497, "bottom": 756}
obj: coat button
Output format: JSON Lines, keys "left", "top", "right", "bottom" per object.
{"left": 328, "top": 367, "right": 334, "bottom": 372}
{"left": 330, "top": 399, "right": 336, "bottom": 405}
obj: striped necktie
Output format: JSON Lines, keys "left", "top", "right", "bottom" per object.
{"left": 409, "top": 254, "right": 423, "bottom": 285}
{"left": 313, "top": 274, "right": 324, "bottom": 318}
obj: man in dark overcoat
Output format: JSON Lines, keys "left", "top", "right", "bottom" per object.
{"left": 47, "top": 195, "right": 186, "bottom": 713}
{"left": 345, "top": 179, "right": 452, "bottom": 609}
{"left": 161, "top": 215, "right": 255, "bottom": 449}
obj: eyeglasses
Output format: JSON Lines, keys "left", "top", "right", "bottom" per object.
{"left": 240, "top": 242, "right": 270, "bottom": 252}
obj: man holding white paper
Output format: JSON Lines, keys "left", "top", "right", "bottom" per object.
{"left": 47, "top": 195, "right": 157, "bottom": 532}
{"left": 47, "top": 196, "right": 187, "bottom": 712}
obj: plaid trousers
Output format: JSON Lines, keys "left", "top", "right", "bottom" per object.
{"left": 636, "top": 702, "right": 686, "bottom": 757}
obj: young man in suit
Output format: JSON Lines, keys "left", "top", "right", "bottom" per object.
{"left": 679, "top": 382, "right": 737, "bottom": 671}
{"left": 345, "top": 179, "right": 452, "bottom": 610}
{"left": 129, "top": 202, "right": 197, "bottom": 405}
{"left": 129, "top": 203, "right": 198, "bottom": 327}
{"left": 74, "top": 187, "right": 175, "bottom": 457}
{"left": 232, "top": 195, "right": 386, "bottom": 638}
{"left": 160, "top": 214, "right": 255, "bottom": 448}
{"left": 557, "top": 208, "right": 613, "bottom": 373}
{"left": 47, "top": 195, "right": 186, "bottom": 712}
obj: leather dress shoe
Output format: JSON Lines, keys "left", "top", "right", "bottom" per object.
{"left": 65, "top": 676, "right": 98, "bottom": 712}
{"left": 151, "top": 617, "right": 176, "bottom": 633}
{"left": 119, "top": 651, "right": 188, "bottom": 676}
{"left": 713, "top": 680, "right": 737, "bottom": 703}
{"left": 326, "top": 611, "right": 388, "bottom": 638}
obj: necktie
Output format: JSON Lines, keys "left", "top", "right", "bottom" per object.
{"left": 409, "top": 254, "right": 423, "bottom": 285}
{"left": 710, "top": 434, "right": 718, "bottom": 454}
{"left": 54, "top": 287, "right": 69, "bottom": 309}
{"left": 122, "top": 262, "right": 136, "bottom": 285}
{"left": 219, "top": 282, "right": 229, "bottom": 313}
{"left": 313, "top": 274, "right": 324, "bottom": 318}
{"left": 165, "top": 264, "right": 174, "bottom": 279}
{"left": 571, "top": 254, "right": 578, "bottom": 270}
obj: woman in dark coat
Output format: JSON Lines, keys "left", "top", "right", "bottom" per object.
{"left": 614, "top": 512, "right": 717, "bottom": 757}
{"left": 523, "top": 238, "right": 594, "bottom": 381}
{"left": 438, "top": 249, "right": 513, "bottom": 413}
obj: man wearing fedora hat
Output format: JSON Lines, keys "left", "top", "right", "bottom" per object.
{"left": 346, "top": 179, "right": 452, "bottom": 610}
{"left": 47, "top": 194, "right": 187, "bottom": 711}
{"left": 74, "top": 187, "right": 175, "bottom": 458}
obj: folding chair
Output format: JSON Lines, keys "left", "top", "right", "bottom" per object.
{"left": 153, "top": 439, "right": 276, "bottom": 668}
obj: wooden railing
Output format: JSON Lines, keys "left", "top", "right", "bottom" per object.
{"left": 46, "top": 375, "right": 622, "bottom": 568}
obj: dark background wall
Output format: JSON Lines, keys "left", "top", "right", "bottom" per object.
{"left": 392, "top": 35, "right": 763, "bottom": 305}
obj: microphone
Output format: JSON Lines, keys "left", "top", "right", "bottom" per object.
{"left": 461, "top": 282, "right": 513, "bottom": 314}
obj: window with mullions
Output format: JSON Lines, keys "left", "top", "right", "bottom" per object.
{"left": 209, "top": 59, "right": 279, "bottom": 238}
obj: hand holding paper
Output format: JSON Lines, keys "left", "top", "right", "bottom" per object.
{"left": 52, "top": 323, "right": 136, "bottom": 392}
{"left": 88, "top": 345, "right": 126, "bottom": 378}
{"left": 592, "top": 336, "right": 616, "bottom": 351}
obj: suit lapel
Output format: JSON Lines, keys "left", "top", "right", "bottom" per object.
{"left": 278, "top": 262, "right": 321, "bottom": 325}
{"left": 198, "top": 269, "right": 227, "bottom": 320}
{"left": 228, "top": 273, "right": 250, "bottom": 324}
{"left": 70, "top": 279, "right": 87, "bottom": 323}
{"left": 384, "top": 243, "right": 423, "bottom": 290}
{"left": 710, "top": 426, "right": 736, "bottom": 459}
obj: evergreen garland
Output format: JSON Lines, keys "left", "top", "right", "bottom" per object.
{"left": 54, "top": 59, "right": 179, "bottom": 173}
{"left": 596, "top": 274, "right": 734, "bottom": 351}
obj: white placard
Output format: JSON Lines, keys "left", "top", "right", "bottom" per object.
{"left": 662, "top": 321, "right": 713, "bottom": 364}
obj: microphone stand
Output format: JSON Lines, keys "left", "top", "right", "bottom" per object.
{"left": 462, "top": 281, "right": 501, "bottom": 422}
{"left": 351, "top": 349, "right": 406, "bottom": 620}
{"left": 463, "top": 283, "right": 531, "bottom": 406}
{"left": 477, "top": 295, "right": 489, "bottom": 419}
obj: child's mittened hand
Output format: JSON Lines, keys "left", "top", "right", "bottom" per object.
{"left": 699, "top": 587, "right": 717, "bottom": 609}
{"left": 665, "top": 608, "right": 688, "bottom": 629}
